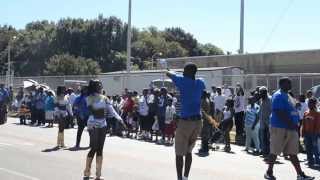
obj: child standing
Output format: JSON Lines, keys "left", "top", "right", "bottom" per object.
{"left": 302, "top": 97, "right": 320, "bottom": 167}
{"left": 244, "top": 96, "right": 260, "bottom": 154}
{"left": 220, "top": 99, "right": 235, "bottom": 152}
{"left": 164, "top": 98, "right": 176, "bottom": 144}
{"left": 19, "top": 102, "right": 29, "bottom": 125}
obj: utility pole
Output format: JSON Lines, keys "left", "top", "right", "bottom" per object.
{"left": 126, "top": 0, "right": 132, "bottom": 89}
{"left": 239, "top": 0, "right": 244, "bottom": 54}
{"left": 127, "top": 0, "right": 132, "bottom": 73}
{"left": 7, "top": 41, "right": 11, "bottom": 88}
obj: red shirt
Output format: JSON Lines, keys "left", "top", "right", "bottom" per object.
{"left": 302, "top": 110, "right": 320, "bottom": 134}
{"left": 123, "top": 97, "right": 134, "bottom": 113}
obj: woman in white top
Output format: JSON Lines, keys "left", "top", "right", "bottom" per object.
{"left": 83, "top": 80, "right": 125, "bottom": 180}
{"left": 234, "top": 87, "right": 246, "bottom": 142}
{"left": 220, "top": 99, "right": 235, "bottom": 152}
{"left": 54, "top": 86, "right": 72, "bottom": 148}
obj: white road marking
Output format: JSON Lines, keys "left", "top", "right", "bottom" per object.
{"left": 0, "top": 142, "right": 34, "bottom": 147}
{"left": 20, "top": 142, "right": 34, "bottom": 146}
{"left": 0, "top": 168, "right": 40, "bottom": 180}
{"left": 0, "top": 142, "right": 13, "bottom": 146}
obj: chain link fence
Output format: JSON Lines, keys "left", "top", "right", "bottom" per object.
{"left": 231, "top": 73, "right": 320, "bottom": 96}
{"left": 1, "top": 73, "right": 320, "bottom": 96}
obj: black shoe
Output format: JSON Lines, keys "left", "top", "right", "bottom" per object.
{"left": 297, "top": 172, "right": 315, "bottom": 180}
{"left": 224, "top": 145, "right": 231, "bottom": 152}
{"left": 264, "top": 171, "right": 276, "bottom": 180}
{"left": 198, "top": 148, "right": 209, "bottom": 154}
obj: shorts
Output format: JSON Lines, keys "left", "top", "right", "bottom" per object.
{"left": 175, "top": 119, "right": 202, "bottom": 156}
{"left": 270, "top": 127, "right": 299, "bottom": 155}
{"left": 45, "top": 111, "right": 54, "bottom": 120}
{"left": 55, "top": 110, "right": 68, "bottom": 118}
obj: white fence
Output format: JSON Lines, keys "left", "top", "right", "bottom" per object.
{"left": 1, "top": 73, "right": 320, "bottom": 96}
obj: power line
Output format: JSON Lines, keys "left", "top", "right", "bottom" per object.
{"left": 260, "top": 0, "right": 296, "bottom": 52}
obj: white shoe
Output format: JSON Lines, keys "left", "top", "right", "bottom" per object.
{"left": 182, "top": 176, "right": 188, "bottom": 180}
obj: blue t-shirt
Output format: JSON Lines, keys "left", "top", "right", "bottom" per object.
{"left": 0, "top": 88, "right": 9, "bottom": 103}
{"left": 45, "top": 96, "right": 55, "bottom": 111}
{"left": 245, "top": 104, "right": 260, "bottom": 127}
{"left": 73, "top": 95, "right": 89, "bottom": 120}
{"left": 35, "top": 93, "right": 47, "bottom": 110}
{"left": 270, "top": 90, "right": 300, "bottom": 129}
{"left": 157, "top": 95, "right": 168, "bottom": 117}
{"left": 171, "top": 73, "right": 206, "bottom": 119}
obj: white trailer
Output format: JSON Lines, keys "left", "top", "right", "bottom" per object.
{"left": 98, "top": 67, "right": 244, "bottom": 95}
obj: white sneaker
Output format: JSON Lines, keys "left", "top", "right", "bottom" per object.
{"left": 182, "top": 176, "right": 188, "bottom": 180}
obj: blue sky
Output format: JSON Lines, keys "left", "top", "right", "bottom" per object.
{"left": 1, "top": 0, "right": 319, "bottom": 53}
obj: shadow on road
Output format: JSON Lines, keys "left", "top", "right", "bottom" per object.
{"left": 42, "top": 146, "right": 61, "bottom": 152}
{"left": 67, "top": 146, "right": 90, "bottom": 151}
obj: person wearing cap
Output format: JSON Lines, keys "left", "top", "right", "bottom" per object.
{"left": 264, "top": 77, "right": 314, "bottom": 180}
{"left": 166, "top": 62, "right": 205, "bottom": 180}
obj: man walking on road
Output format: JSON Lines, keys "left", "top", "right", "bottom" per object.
{"left": 264, "top": 77, "right": 314, "bottom": 180}
{"left": 166, "top": 63, "right": 205, "bottom": 180}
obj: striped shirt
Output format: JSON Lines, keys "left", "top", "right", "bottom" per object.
{"left": 174, "top": 91, "right": 181, "bottom": 117}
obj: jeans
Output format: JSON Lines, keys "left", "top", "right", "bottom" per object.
{"left": 220, "top": 120, "right": 233, "bottom": 146}
{"left": 76, "top": 116, "right": 87, "bottom": 147}
{"left": 234, "top": 111, "right": 245, "bottom": 137}
{"left": 201, "top": 119, "right": 212, "bottom": 152}
{"left": 259, "top": 125, "right": 270, "bottom": 155}
{"left": 245, "top": 124, "right": 260, "bottom": 151}
{"left": 304, "top": 133, "right": 320, "bottom": 165}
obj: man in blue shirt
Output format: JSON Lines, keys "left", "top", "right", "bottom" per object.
{"left": 35, "top": 87, "right": 47, "bottom": 126}
{"left": 265, "top": 77, "right": 314, "bottom": 180}
{"left": 73, "top": 86, "right": 89, "bottom": 149}
{"left": 0, "top": 84, "right": 9, "bottom": 124}
{"left": 166, "top": 63, "right": 205, "bottom": 180}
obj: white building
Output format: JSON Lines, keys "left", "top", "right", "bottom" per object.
{"left": 98, "top": 67, "right": 243, "bottom": 95}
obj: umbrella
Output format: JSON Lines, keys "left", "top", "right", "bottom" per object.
{"left": 23, "top": 79, "right": 38, "bottom": 89}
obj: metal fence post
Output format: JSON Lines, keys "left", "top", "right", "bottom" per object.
{"left": 266, "top": 75, "right": 269, "bottom": 90}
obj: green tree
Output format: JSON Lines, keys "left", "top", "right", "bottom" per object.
{"left": 198, "top": 43, "right": 224, "bottom": 56}
{"left": 163, "top": 27, "right": 199, "bottom": 56}
{"left": 45, "top": 54, "right": 101, "bottom": 75}
{"left": 0, "top": 15, "right": 224, "bottom": 76}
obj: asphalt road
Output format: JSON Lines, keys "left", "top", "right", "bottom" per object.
{"left": 0, "top": 118, "right": 319, "bottom": 180}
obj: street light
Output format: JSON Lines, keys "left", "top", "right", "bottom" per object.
{"left": 7, "top": 35, "right": 17, "bottom": 88}
{"left": 239, "top": 0, "right": 244, "bottom": 54}
{"left": 151, "top": 52, "right": 162, "bottom": 70}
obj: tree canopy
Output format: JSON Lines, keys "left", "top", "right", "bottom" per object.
{"left": 0, "top": 15, "right": 224, "bottom": 76}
